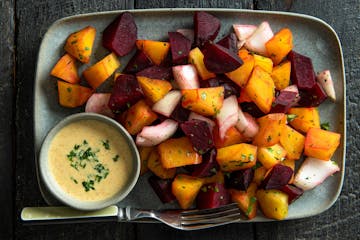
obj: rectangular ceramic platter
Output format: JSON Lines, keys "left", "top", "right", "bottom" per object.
{"left": 34, "top": 8, "right": 346, "bottom": 222}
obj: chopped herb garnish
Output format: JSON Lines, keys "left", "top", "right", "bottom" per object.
{"left": 287, "top": 114, "right": 297, "bottom": 122}
{"left": 248, "top": 154, "right": 254, "bottom": 161}
{"left": 321, "top": 122, "right": 330, "bottom": 130}
{"left": 66, "top": 87, "right": 72, "bottom": 93}
{"left": 266, "top": 135, "right": 272, "bottom": 142}
{"left": 102, "top": 139, "right": 110, "bottom": 150}
{"left": 70, "top": 177, "right": 78, "bottom": 184}
{"left": 214, "top": 186, "right": 220, "bottom": 192}
{"left": 84, "top": 46, "right": 90, "bottom": 51}
{"left": 246, "top": 196, "right": 257, "bottom": 216}
{"left": 113, "top": 155, "right": 119, "bottom": 162}
{"left": 82, "top": 180, "right": 95, "bottom": 192}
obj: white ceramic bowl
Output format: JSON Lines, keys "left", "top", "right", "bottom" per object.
{"left": 39, "top": 112, "right": 140, "bottom": 211}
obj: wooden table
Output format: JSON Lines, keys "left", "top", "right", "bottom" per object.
{"left": 1, "top": 0, "right": 359, "bottom": 239}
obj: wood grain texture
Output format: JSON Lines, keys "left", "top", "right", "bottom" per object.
{"left": 14, "top": 1, "right": 135, "bottom": 239}
{"left": 0, "top": 0, "right": 14, "bottom": 239}
{"left": 255, "top": 0, "right": 360, "bottom": 239}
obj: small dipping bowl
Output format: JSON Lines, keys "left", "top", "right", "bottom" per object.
{"left": 39, "top": 112, "right": 140, "bottom": 211}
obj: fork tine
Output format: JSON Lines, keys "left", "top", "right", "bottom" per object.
{"left": 181, "top": 207, "right": 240, "bottom": 221}
{"left": 181, "top": 211, "right": 241, "bottom": 225}
{"left": 181, "top": 203, "right": 239, "bottom": 217}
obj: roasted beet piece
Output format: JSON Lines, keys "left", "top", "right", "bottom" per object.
{"left": 240, "top": 102, "right": 266, "bottom": 118}
{"left": 260, "top": 164, "right": 293, "bottom": 190}
{"left": 224, "top": 168, "right": 254, "bottom": 191}
{"left": 202, "top": 43, "right": 243, "bottom": 73}
{"left": 148, "top": 175, "right": 176, "bottom": 203}
{"left": 180, "top": 119, "right": 214, "bottom": 154}
{"left": 108, "top": 74, "right": 143, "bottom": 111}
{"left": 270, "top": 91, "right": 298, "bottom": 113}
{"left": 136, "top": 65, "right": 172, "bottom": 80}
{"left": 194, "top": 11, "right": 220, "bottom": 47}
{"left": 297, "top": 82, "right": 327, "bottom": 107}
{"left": 200, "top": 75, "right": 240, "bottom": 98}
{"left": 280, "top": 184, "right": 304, "bottom": 204}
{"left": 123, "top": 50, "right": 153, "bottom": 74}
{"left": 103, "top": 12, "right": 137, "bottom": 56}
{"left": 196, "top": 183, "right": 230, "bottom": 209}
{"left": 288, "top": 51, "right": 316, "bottom": 90}
{"left": 191, "top": 148, "right": 219, "bottom": 177}
{"left": 170, "top": 103, "right": 190, "bottom": 123}
{"left": 216, "top": 33, "right": 238, "bottom": 54}
{"left": 168, "top": 32, "right": 192, "bottom": 65}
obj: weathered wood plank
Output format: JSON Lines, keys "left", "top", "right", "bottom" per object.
{"left": 0, "top": 0, "right": 14, "bottom": 239}
{"left": 135, "top": 0, "right": 254, "bottom": 9}
{"left": 14, "top": 1, "right": 135, "bottom": 239}
{"left": 255, "top": 0, "right": 360, "bottom": 239}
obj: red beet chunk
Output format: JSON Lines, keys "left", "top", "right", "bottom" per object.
{"left": 191, "top": 148, "right": 219, "bottom": 177}
{"left": 202, "top": 43, "right": 243, "bottom": 73}
{"left": 170, "top": 103, "right": 190, "bottom": 123}
{"left": 108, "top": 74, "right": 143, "bottom": 111}
{"left": 288, "top": 51, "right": 316, "bottom": 90}
{"left": 280, "top": 184, "right": 304, "bottom": 204}
{"left": 260, "top": 164, "right": 293, "bottom": 190}
{"left": 148, "top": 175, "right": 176, "bottom": 203}
{"left": 103, "top": 12, "right": 137, "bottom": 56}
{"left": 297, "top": 82, "right": 327, "bottom": 107}
{"left": 270, "top": 91, "right": 298, "bottom": 113}
{"left": 123, "top": 51, "right": 153, "bottom": 74}
{"left": 136, "top": 66, "right": 172, "bottom": 80}
{"left": 216, "top": 33, "right": 238, "bottom": 54}
{"left": 224, "top": 168, "right": 254, "bottom": 191}
{"left": 200, "top": 75, "right": 240, "bottom": 98}
{"left": 194, "top": 11, "right": 220, "bottom": 47}
{"left": 168, "top": 32, "right": 192, "bottom": 65}
{"left": 196, "top": 183, "right": 230, "bottom": 209}
{"left": 180, "top": 119, "right": 214, "bottom": 154}
{"left": 240, "top": 102, "right": 266, "bottom": 118}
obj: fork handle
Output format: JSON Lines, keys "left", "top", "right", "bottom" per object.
{"left": 120, "top": 207, "right": 154, "bottom": 221}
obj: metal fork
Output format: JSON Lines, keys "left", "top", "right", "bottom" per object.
{"left": 119, "top": 203, "right": 241, "bottom": 230}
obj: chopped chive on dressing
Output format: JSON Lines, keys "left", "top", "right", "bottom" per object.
{"left": 102, "top": 139, "right": 110, "bottom": 150}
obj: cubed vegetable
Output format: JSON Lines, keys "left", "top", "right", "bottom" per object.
{"left": 50, "top": 54, "right": 80, "bottom": 84}
{"left": 196, "top": 182, "right": 230, "bottom": 209}
{"left": 288, "top": 107, "right": 320, "bottom": 133}
{"left": 147, "top": 149, "right": 176, "bottom": 179}
{"left": 158, "top": 137, "right": 202, "bottom": 169}
{"left": 57, "top": 81, "right": 93, "bottom": 108}
{"left": 137, "top": 76, "right": 172, "bottom": 103}
{"left": 229, "top": 182, "right": 257, "bottom": 219}
{"left": 279, "top": 125, "right": 305, "bottom": 160}
{"left": 257, "top": 144, "right": 287, "bottom": 169}
{"left": 253, "top": 113, "right": 286, "bottom": 147}
{"left": 225, "top": 48, "right": 255, "bottom": 87}
{"left": 253, "top": 54, "right": 273, "bottom": 74}
{"left": 216, "top": 143, "right": 257, "bottom": 171}
{"left": 304, "top": 128, "right": 341, "bottom": 160}
{"left": 271, "top": 60, "right": 291, "bottom": 90}
{"left": 265, "top": 28, "right": 293, "bottom": 65}
{"left": 64, "top": 26, "right": 96, "bottom": 63}
{"left": 188, "top": 47, "right": 216, "bottom": 80}
{"left": 138, "top": 146, "right": 155, "bottom": 175}
{"left": 136, "top": 40, "right": 170, "bottom": 65}
{"left": 256, "top": 189, "right": 288, "bottom": 220}
{"left": 172, "top": 174, "right": 203, "bottom": 209}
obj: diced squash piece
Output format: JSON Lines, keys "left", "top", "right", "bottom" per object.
{"left": 225, "top": 49, "right": 255, "bottom": 87}
{"left": 64, "top": 26, "right": 96, "bottom": 63}
{"left": 136, "top": 40, "right": 170, "bottom": 65}
{"left": 172, "top": 174, "right": 203, "bottom": 209}
{"left": 253, "top": 54, "right": 273, "bottom": 74}
{"left": 147, "top": 149, "right": 176, "bottom": 179}
{"left": 244, "top": 66, "right": 275, "bottom": 114}
{"left": 188, "top": 47, "right": 216, "bottom": 80}
{"left": 253, "top": 113, "right": 286, "bottom": 147}
{"left": 181, "top": 87, "right": 224, "bottom": 117}
{"left": 50, "top": 54, "right": 80, "bottom": 84}
{"left": 256, "top": 189, "right": 288, "bottom": 220}
{"left": 281, "top": 159, "right": 295, "bottom": 184}
{"left": 257, "top": 144, "right": 287, "bottom": 169}
{"left": 237, "top": 88, "right": 253, "bottom": 103}
{"left": 254, "top": 166, "right": 267, "bottom": 186}
{"left": 138, "top": 146, "right": 155, "bottom": 175}
{"left": 280, "top": 125, "right": 305, "bottom": 160}
{"left": 201, "top": 171, "right": 225, "bottom": 185}
{"left": 230, "top": 182, "right": 257, "bottom": 219}
{"left": 213, "top": 126, "right": 246, "bottom": 148}
{"left": 271, "top": 60, "right": 291, "bottom": 90}
{"left": 57, "top": 81, "right": 92, "bottom": 108}
{"left": 122, "top": 100, "right": 158, "bottom": 135}
{"left": 83, "top": 53, "right": 121, "bottom": 89}
{"left": 158, "top": 137, "right": 202, "bottom": 169}
{"left": 137, "top": 76, "right": 172, "bottom": 103}
{"left": 288, "top": 107, "right": 320, "bottom": 133}
{"left": 216, "top": 143, "right": 257, "bottom": 171}
{"left": 304, "top": 128, "right": 341, "bottom": 160}
{"left": 265, "top": 28, "right": 293, "bottom": 65}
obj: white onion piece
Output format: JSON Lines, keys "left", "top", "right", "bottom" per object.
{"left": 316, "top": 70, "right": 336, "bottom": 101}
{"left": 216, "top": 95, "right": 239, "bottom": 140}
{"left": 233, "top": 24, "right": 257, "bottom": 41}
{"left": 294, "top": 157, "right": 340, "bottom": 191}
{"left": 85, "top": 93, "right": 114, "bottom": 118}
{"left": 136, "top": 119, "right": 178, "bottom": 147}
{"left": 172, "top": 64, "right": 199, "bottom": 90}
{"left": 245, "top": 21, "right": 274, "bottom": 56}
{"left": 152, "top": 90, "right": 182, "bottom": 117}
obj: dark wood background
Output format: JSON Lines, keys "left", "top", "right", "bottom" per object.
{"left": 1, "top": 0, "right": 359, "bottom": 239}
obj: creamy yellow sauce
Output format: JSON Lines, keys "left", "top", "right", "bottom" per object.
{"left": 48, "top": 119, "right": 132, "bottom": 202}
